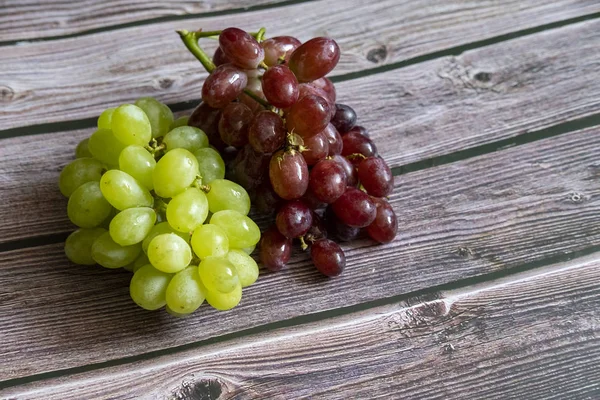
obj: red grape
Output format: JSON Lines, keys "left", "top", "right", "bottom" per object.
{"left": 366, "top": 198, "right": 398, "bottom": 243}
{"left": 259, "top": 225, "right": 292, "bottom": 271}
{"left": 212, "top": 47, "right": 231, "bottom": 66}
{"left": 269, "top": 149, "right": 309, "bottom": 200}
{"left": 331, "top": 154, "right": 358, "bottom": 186}
{"left": 188, "top": 102, "right": 226, "bottom": 151}
{"left": 276, "top": 200, "right": 313, "bottom": 238}
{"left": 255, "top": 181, "right": 283, "bottom": 215}
{"left": 288, "top": 37, "right": 340, "bottom": 82}
{"left": 325, "top": 206, "right": 360, "bottom": 242}
{"left": 309, "top": 159, "right": 347, "bottom": 203}
{"left": 202, "top": 64, "right": 248, "bottom": 109}
{"left": 298, "top": 83, "right": 335, "bottom": 119}
{"left": 332, "top": 187, "right": 376, "bottom": 227}
{"left": 230, "top": 145, "right": 270, "bottom": 191}
{"left": 347, "top": 125, "right": 369, "bottom": 138}
{"left": 301, "top": 131, "right": 329, "bottom": 165}
{"left": 331, "top": 104, "right": 357, "bottom": 134}
{"left": 341, "top": 130, "right": 377, "bottom": 158}
{"left": 358, "top": 157, "right": 393, "bottom": 197}
{"left": 306, "top": 212, "right": 328, "bottom": 240}
{"left": 218, "top": 102, "right": 252, "bottom": 147}
{"left": 286, "top": 95, "right": 330, "bottom": 139}
{"left": 301, "top": 188, "right": 327, "bottom": 210}
{"left": 219, "top": 27, "right": 265, "bottom": 69}
{"left": 320, "top": 123, "right": 342, "bottom": 155}
{"left": 309, "top": 77, "right": 336, "bottom": 104}
{"left": 262, "top": 65, "right": 299, "bottom": 108}
{"left": 239, "top": 77, "right": 267, "bottom": 113}
{"left": 311, "top": 239, "right": 346, "bottom": 277}
{"left": 261, "top": 36, "right": 302, "bottom": 67}
{"left": 248, "top": 111, "right": 287, "bottom": 154}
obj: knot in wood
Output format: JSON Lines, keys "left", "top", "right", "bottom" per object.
{"left": 568, "top": 192, "right": 584, "bottom": 203}
{"left": 0, "top": 85, "right": 15, "bottom": 102}
{"left": 473, "top": 71, "right": 491, "bottom": 82}
{"left": 157, "top": 77, "right": 175, "bottom": 89}
{"left": 172, "top": 378, "right": 223, "bottom": 400}
{"left": 366, "top": 45, "right": 388, "bottom": 64}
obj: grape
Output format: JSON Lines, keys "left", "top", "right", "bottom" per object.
{"left": 358, "top": 157, "right": 393, "bottom": 197}
{"left": 219, "top": 27, "right": 264, "bottom": 69}
{"left": 153, "top": 148, "right": 199, "bottom": 198}
{"left": 275, "top": 200, "right": 312, "bottom": 239}
{"left": 135, "top": 97, "right": 174, "bottom": 138}
{"left": 109, "top": 207, "right": 156, "bottom": 246}
{"left": 241, "top": 245, "right": 256, "bottom": 255}
{"left": 306, "top": 212, "right": 328, "bottom": 240}
{"left": 298, "top": 83, "right": 335, "bottom": 115}
{"left": 166, "top": 266, "right": 206, "bottom": 314}
{"left": 111, "top": 104, "right": 152, "bottom": 146}
{"left": 285, "top": 94, "right": 330, "bottom": 139}
{"left": 347, "top": 125, "right": 369, "bottom": 138}
{"left": 218, "top": 102, "right": 252, "bottom": 147}
{"left": 202, "top": 64, "right": 248, "bottom": 109}
{"left": 88, "top": 128, "right": 127, "bottom": 167}
{"left": 262, "top": 65, "right": 299, "bottom": 108}
{"left": 310, "top": 239, "right": 345, "bottom": 277}
{"left": 188, "top": 102, "right": 226, "bottom": 151}
{"left": 75, "top": 138, "right": 93, "bottom": 158}
{"left": 255, "top": 181, "right": 282, "bottom": 215}
{"left": 132, "top": 252, "right": 150, "bottom": 273}
{"left": 324, "top": 206, "right": 360, "bottom": 242}
{"left": 100, "top": 170, "right": 153, "bottom": 210}
{"left": 147, "top": 233, "right": 192, "bottom": 273}
{"left": 261, "top": 36, "right": 301, "bottom": 66}
{"left": 130, "top": 264, "right": 172, "bottom": 310}
{"left": 342, "top": 131, "right": 377, "bottom": 158}
{"left": 206, "top": 179, "right": 250, "bottom": 215}
{"left": 300, "top": 188, "right": 326, "bottom": 210}
{"left": 142, "top": 222, "right": 190, "bottom": 254}
{"left": 288, "top": 37, "right": 340, "bottom": 82}
{"left": 194, "top": 147, "right": 226, "bottom": 184}
{"left": 248, "top": 111, "right": 286, "bottom": 154}
{"left": 170, "top": 116, "right": 190, "bottom": 130}
{"left": 269, "top": 149, "right": 309, "bottom": 200}
{"left": 166, "top": 187, "right": 209, "bottom": 232}
{"left": 301, "top": 131, "right": 329, "bottom": 165}
{"left": 226, "top": 249, "right": 259, "bottom": 287}
{"left": 91, "top": 231, "right": 142, "bottom": 269}
{"left": 210, "top": 210, "right": 261, "bottom": 248}
{"left": 308, "top": 159, "right": 347, "bottom": 203}
{"left": 59, "top": 157, "right": 104, "bottom": 197}
{"left": 239, "top": 77, "right": 267, "bottom": 114}
{"left": 309, "top": 77, "right": 336, "bottom": 104}
{"left": 332, "top": 187, "right": 377, "bottom": 227}
{"left": 191, "top": 224, "right": 229, "bottom": 259}
{"left": 229, "top": 145, "right": 270, "bottom": 192}
{"left": 259, "top": 225, "right": 292, "bottom": 271}
{"left": 331, "top": 104, "right": 357, "bottom": 134}
{"left": 67, "top": 181, "right": 113, "bottom": 228}
{"left": 164, "top": 126, "right": 209, "bottom": 153}
{"left": 213, "top": 46, "right": 231, "bottom": 66}
{"left": 118, "top": 145, "right": 156, "bottom": 191}
{"left": 320, "top": 124, "right": 342, "bottom": 156}
{"left": 198, "top": 256, "right": 239, "bottom": 294}
{"left": 64, "top": 228, "right": 107, "bottom": 265}
{"left": 329, "top": 157, "right": 355, "bottom": 188}
{"left": 97, "top": 108, "right": 115, "bottom": 129}
{"left": 366, "top": 197, "right": 398, "bottom": 243}
{"left": 204, "top": 282, "right": 242, "bottom": 311}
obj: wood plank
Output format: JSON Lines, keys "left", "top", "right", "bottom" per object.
{"left": 1, "top": 20, "right": 599, "bottom": 244}
{"left": 1, "top": 0, "right": 598, "bottom": 130}
{"left": 2, "top": 125, "right": 600, "bottom": 381}
{"left": 3, "top": 249, "right": 599, "bottom": 398}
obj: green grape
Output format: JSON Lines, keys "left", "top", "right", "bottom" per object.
{"left": 132, "top": 252, "right": 150, "bottom": 273}
{"left": 166, "top": 188, "right": 208, "bottom": 232}
{"left": 165, "top": 305, "right": 191, "bottom": 317}
{"left": 111, "top": 104, "right": 152, "bottom": 146}
{"left": 194, "top": 148, "right": 225, "bottom": 184}
{"left": 64, "top": 228, "right": 107, "bottom": 265}
{"left": 75, "top": 138, "right": 93, "bottom": 158}
{"left": 204, "top": 282, "right": 242, "bottom": 311}
{"left": 210, "top": 210, "right": 261, "bottom": 249}
{"left": 170, "top": 116, "right": 189, "bottom": 130}
{"left": 198, "top": 257, "right": 239, "bottom": 293}
{"left": 241, "top": 245, "right": 255, "bottom": 255}
{"left": 130, "top": 264, "right": 172, "bottom": 310}
{"left": 118, "top": 145, "right": 156, "bottom": 190}
{"left": 97, "top": 107, "right": 115, "bottom": 129}
{"left": 191, "top": 224, "right": 229, "bottom": 259}
{"left": 67, "top": 181, "right": 113, "bottom": 228}
{"left": 166, "top": 266, "right": 206, "bottom": 314}
{"left": 91, "top": 231, "right": 142, "bottom": 269}
{"left": 59, "top": 157, "right": 104, "bottom": 197}
{"left": 147, "top": 233, "right": 192, "bottom": 273}
{"left": 88, "top": 128, "right": 127, "bottom": 167}
{"left": 205, "top": 179, "right": 250, "bottom": 215}
{"left": 163, "top": 126, "right": 209, "bottom": 153}
{"left": 153, "top": 148, "right": 199, "bottom": 198}
{"left": 135, "top": 97, "right": 174, "bottom": 138}
{"left": 100, "top": 169, "right": 153, "bottom": 210}
{"left": 142, "top": 222, "right": 190, "bottom": 254}
{"left": 109, "top": 207, "right": 156, "bottom": 246}
{"left": 226, "top": 249, "right": 259, "bottom": 287}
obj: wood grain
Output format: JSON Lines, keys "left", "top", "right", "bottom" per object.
{"left": 1, "top": 0, "right": 599, "bottom": 130}
{"left": 1, "top": 20, "right": 599, "bottom": 244}
{"left": 2, "top": 125, "right": 600, "bottom": 381}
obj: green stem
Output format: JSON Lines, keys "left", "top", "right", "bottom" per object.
{"left": 255, "top": 27, "right": 267, "bottom": 42}
{"left": 243, "top": 89, "right": 271, "bottom": 108}
{"left": 177, "top": 30, "right": 216, "bottom": 73}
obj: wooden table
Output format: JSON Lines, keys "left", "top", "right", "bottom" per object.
{"left": 1, "top": 1, "right": 600, "bottom": 398}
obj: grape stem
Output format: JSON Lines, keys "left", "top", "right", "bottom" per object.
{"left": 153, "top": 197, "right": 168, "bottom": 213}
{"left": 299, "top": 236, "right": 309, "bottom": 251}
{"left": 193, "top": 177, "right": 211, "bottom": 193}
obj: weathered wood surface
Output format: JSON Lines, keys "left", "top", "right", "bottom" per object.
{"left": 1, "top": 20, "right": 599, "bottom": 244}
{"left": 2, "top": 125, "right": 600, "bottom": 381}
{"left": 2, "top": 0, "right": 599, "bottom": 130}
{"left": 3, "top": 251, "right": 599, "bottom": 399}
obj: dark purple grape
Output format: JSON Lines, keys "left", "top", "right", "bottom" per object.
{"left": 261, "top": 36, "right": 302, "bottom": 67}
{"left": 309, "top": 77, "right": 336, "bottom": 104}
{"left": 320, "top": 124, "right": 342, "bottom": 155}
{"left": 248, "top": 111, "right": 287, "bottom": 154}
{"left": 358, "top": 157, "right": 393, "bottom": 197}
{"left": 347, "top": 125, "right": 369, "bottom": 138}
{"left": 325, "top": 206, "right": 360, "bottom": 242}
{"left": 285, "top": 94, "right": 330, "bottom": 139}
{"left": 219, "top": 27, "right": 265, "bottom": 69}
{"left": 259, "top": 225, "right": 292, "bottom": 271}
{"left": 229, "top": 145, "right": 270, "bottom": 191}
{"left": 188, "top": 102, "right": 226, "bottom": 151}
{"left": 306, "top": 211, "right": 328, "bottom": 240}
{"left": 202, "top": 64, "right": 248, "bottom": 109}
{"left": 341, "top": 130, "right": 377, "bottom": 158}
{"left": 262, "top": 65, "right": 299, "bottom": 108}
{"left": 311, "top": 239, "right": 346, "bottom": 277}
{"left": 331, "top": 154, "right": 358, "bottom": 186}
{"left": 288, "top": 37, "right": 340, "bottom": 82}
{"left": 212, "top": 47, "right": 231, "bottom": 67}
{"left": 269, "top": 149, "right": 309, "bottom": 200}
{"left": 331, "top": 104, "right": 357, "bottom": 134}
{"left": 366, "top": 197, "right": 398, "bottom": 243}
{"left": 218, "top": 102, "right": 252, "bottom": 147}
{"left": 276, "top": 200, "right": 313, "bottom": 238}
{"left": 239, "top": 77, "right": 267, "bottom": 113}
{"left": 301, "top": 188, "right": 327, "bottom": 210}
{"left": 255, "top": 181, "right": 283, "bottom": 215}
{"left": 302, "top": 131, "right": 329, "bottom": 165}
{"left": 332, "top": 187, "right": 376, "bottom": 227}
{"left": 309, "top": 159, "right": 347, "bottom": 203}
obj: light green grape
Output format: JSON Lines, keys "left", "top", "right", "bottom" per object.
{"left": 91, "top": 231, "right": 142, "bottom": 269}
{"left": 194, "top": 148, "right": 225, "bottom": 184}
{"left": 97, "top": 107, "right": 115, "bottom": 129}
{"left": 204, "top": 282, "right": 242, "bottom": 311}
{"left": 123, "top": 263, "right": 134, "bottom": 272}
{"left": 132, "top": 252, "right": 150, "bottom": 273}
{"left": 166, "top": 266, "right": 206, "bottom": 314}
{"left": 118, "top": 145, "right": 156, "bottom": 190}
{"left": 170, "top": 116, "right": 189, "bottom": 130}
{"left": 111, "top": 104, "right": 152, "bottom": 146}
{"left": 135, "top": 97, "right": 174, "bottom": 138}
{"left": 210, "top": 210, "right": 261, "bottom": 249}
{"left": 130, "top": 264, "right": 172, "bottom": 310}
{"left": 75, "top": 138, "right": 93, "bottom": 158}
{"left": 198, "top": 256, "right": 239, "bottom": 293}
{"left": 109, "top": 207, "right": 156, "bottom": 246}
{"left": 153, "top": 148, "right": 199, "bottom": 198}
{"left": 142, "top": 222, "right": 190, "bottom": 254}
{"left": 191, "top": 224, "right": 229, "bottom": 259}
{"left": 226, "top": 249, "right": 259, "bottom": 288}
{"left": 205, "top": 179, "right": 250, "bottom": 215}
{"left": 163, "top": 126, "right": 208, "bottom": 153}
{"left": 147, "top": 233, "right": 192, "bottom": 273}
{"left": 67, "top": 181, "right": 113, "bottom": 228}
{"left": 59, "top": 157, "right": 104, "bottom": 197}
{"left": 241, "top": 245, "right": 255, "bottom": 255}
{"left": 100, "top": 169, "right": 153, "bottom": 210}
{"left": 166, "top": 188, "right": 208, "bottom": 232}
{"left": 64, "top": 228, "right": 107, "bottom": 265}
{"left": 88, "top": 128, "right": 127, "bottom": 167}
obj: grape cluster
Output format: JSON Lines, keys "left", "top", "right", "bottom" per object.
{"left": 60, "top": 97, "right": 262, "bottom": 315}
{"left": 180, "top": 27, "right": 398, "bottom": 278}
